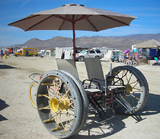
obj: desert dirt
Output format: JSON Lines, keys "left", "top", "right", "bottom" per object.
{"left": 0, "top": 56, "right": 160, "bottom": 139}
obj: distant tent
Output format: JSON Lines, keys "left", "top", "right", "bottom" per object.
{"left": 133, "top": 39, "right": 160, "bottom": 49}
{"left": 55, "top": 47, "right": 73, "bottom": 59}
{"left": 102, "top": 50, "right": 120, "bottom": 61}
{"left": 104, "top": 50, "right": 113, "bottom": 60}
{"left": 64, "top": 47, "right": 73, "bottom": 59}
{"left": 55, "top": 47, "right": 64, "bottom": 59}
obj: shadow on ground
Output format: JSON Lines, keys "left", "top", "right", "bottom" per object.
{"left": 0, "top": 99, "right": 9, "bottom": 122}
{"left": 70, "top": 93, "right": 160, "bottom": 139}
{"left": 0, "top": 64, "right": 16, "bottom": 69}
{"left": 136, "top": 93, "right": 160, "bottom": 116}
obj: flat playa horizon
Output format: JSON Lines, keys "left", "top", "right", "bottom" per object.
{"left": 0, "top": 56, "right": 160, "bottom": 139}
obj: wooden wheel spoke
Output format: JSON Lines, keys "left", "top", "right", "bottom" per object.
{"left": 56, "top": 111, "right": 67, "bottom": 131}
{"left": 128, "top": 73, "right": 133, "bottom": 84}
{"left": 38, "top": 94, "right": 50, "bottom": 99}
{"left": 39, "top": 106, "right": 50, "bottom": 110}
{"left": 133, "top": 87, "right": 141, "bottom": 92}
{"left": 70, "top": 104, "right": 74, "bottom": 109}
{"left": 129, "top": 80, "right": 138, "bottom": 85}
{"left": 68, "top": 101, "right": 74, "bottom": 107}
{"left": 47, "top": 86, "right": 51, "bottom": 99}
{"left": 52, "top": 81, "right": 62, "bottom": 98}
{"left": 131, "top": 94, "right": 140, "bottom": 101}
{"left": 62, "top": 89, "right": 70, "bottom": 99}
{"left": 132, "top": 81, "right": 139, "bottom": 89}
{"left": 62, "top": 110, "right": 73, "bottom": 125}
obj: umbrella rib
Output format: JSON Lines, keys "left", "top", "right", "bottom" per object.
{"left": 66, "top": 15, "right": 73, "bottom": 22}
{"left": 8, "top": 14, "right": 40, "bottom": 26}
{"left": 25, "top": 15, "right": 54, "bottom": 31}
{"left": 101, "top": 15, "right": 129, "bottom": 26}
{"left": 85, "top": 17, "right": 98, "bottom": 31}
{"left": 76, "top": 15, "right": 92, "bottom": 22}
{"left": 59, "top": 20, "right": 65, "bottom": 30}
{"left": 75, "top": 15, "right": 80, "bottom": 21}
{"left": 75, "top": 15, "right": 98, "bottom": 31}
{"left": 54, "top": 15, "right": 71, "bottom": 22}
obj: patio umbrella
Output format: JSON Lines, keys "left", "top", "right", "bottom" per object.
{"left": 123, "top": 49, "right": 130, "bottom": 53}
{"left": 8, "top": 3, "right": 137, "bottom": 61}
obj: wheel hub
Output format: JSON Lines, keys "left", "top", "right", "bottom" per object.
{"left": 126, "top": 84, "right": 132, "bottom": 95}
{"left": 49, "top": 97, "right": 70, "bottom": 112}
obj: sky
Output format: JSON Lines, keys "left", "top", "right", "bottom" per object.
{"left": 0, "top": 0, "right": 160, "bottom": 47}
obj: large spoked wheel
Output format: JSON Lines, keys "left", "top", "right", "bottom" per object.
{"left": 29, "top": 81, "right": 38, "bottom": 108}
{"left": 123, "top": 65, "right": 149, "bottom": 107}
{"left": 37, "top": 70, "right": 83, "bottom": 138}
{"left": 59, "top": 70, "right": 89, "bottom": 135}
{"left": 107, "top": 66, "right": 149, "bottom": 115}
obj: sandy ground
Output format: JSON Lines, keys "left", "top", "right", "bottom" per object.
{"left": 0, "top": 56, "right": 160, "bottom": 139}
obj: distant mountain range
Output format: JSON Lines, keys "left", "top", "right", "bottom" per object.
{"left": 2, "top": 33, "right": 160, "bottom": 51}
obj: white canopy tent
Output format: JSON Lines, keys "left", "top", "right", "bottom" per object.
{"left": 133, "top": 39, "right": 160, "bottom": 49}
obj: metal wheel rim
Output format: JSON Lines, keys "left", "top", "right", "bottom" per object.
{"left": 108, "top": 66, "right": 148, "bottom": 114}
{"left": 37, "top": 70, "right": 83, "bottom": 138}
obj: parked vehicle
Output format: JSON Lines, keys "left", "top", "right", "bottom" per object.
{"left": 76, "top": 49, "right": 103, "bottom": 62}
{"left": 111, "top": 53, "right": 119, "bottom": 62}
{"left": 14, "top": 47, "right": 37, "bottom": 56}
{"left": 38, "top": 50, "right": 46, "bottom": 57}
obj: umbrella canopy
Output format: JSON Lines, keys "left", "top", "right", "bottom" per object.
{"left": 133, "top": 39, "right": 160, "bottom": 49}
{"left": 123, "top": 49, "right": 130, "bottom": 53}
{"left": 8, "top": 3, "right": 137, "bottom": 61}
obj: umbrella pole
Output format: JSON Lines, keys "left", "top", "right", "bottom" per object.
{"left": 72, "top": 22, "right": 76, "bottom": 61}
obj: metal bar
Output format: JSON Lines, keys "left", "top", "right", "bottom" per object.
{"left": 110, "top": 63, "right": 112, "bottom": 76}
{"left": 115, "top": 94, "right": 135, "bottom": 113}
{"left": 88, "top": 97, "right": 103, "bottom": 118}
{"left": 104, "top": 75, "right": 107, "bottom": 107}
{"left": 91, "top": 96, "right": 106, "bottom": 113}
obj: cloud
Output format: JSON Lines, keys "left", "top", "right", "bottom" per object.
{"left": 20, "top": 0, "right": 32, "bottom": 7}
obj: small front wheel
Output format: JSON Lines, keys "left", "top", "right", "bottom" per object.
{"left": 29, "top": 81, "right": 38, "bottom": 108}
